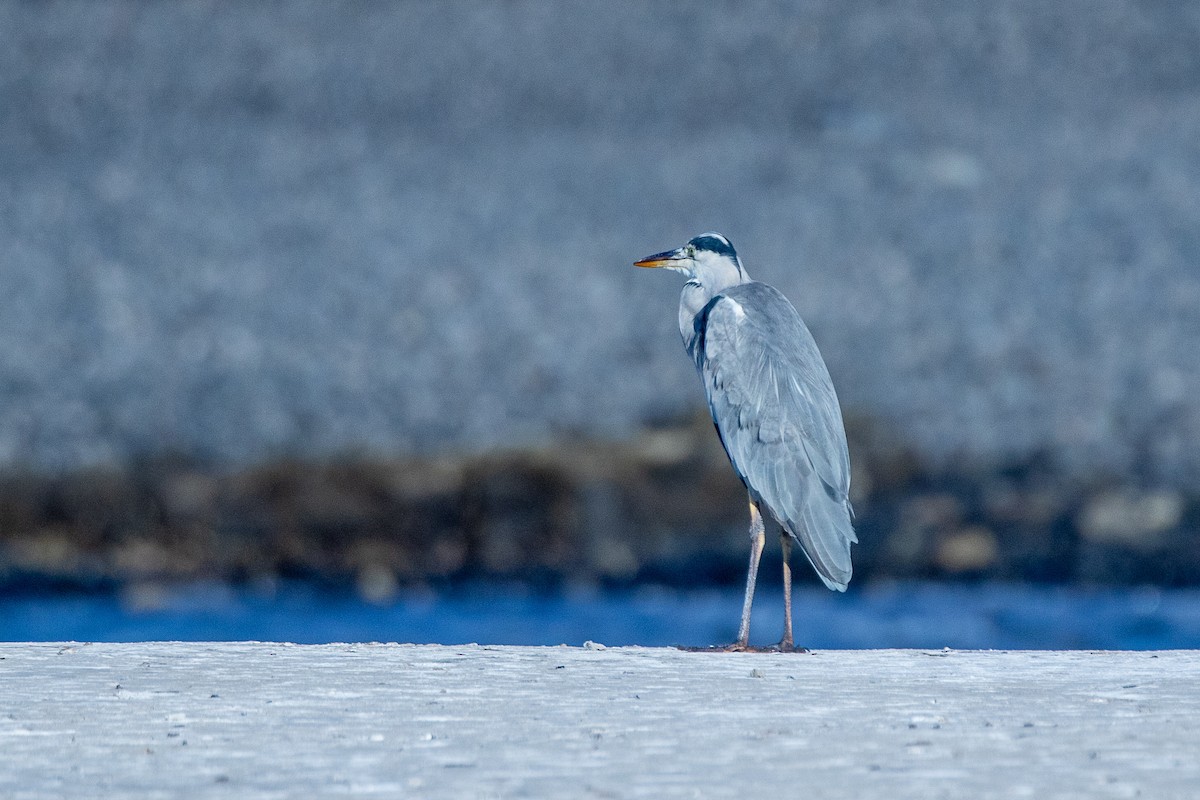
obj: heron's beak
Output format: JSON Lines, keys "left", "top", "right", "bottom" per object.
{"left": 634, "top": 247, "right": 687, "bottom": 268}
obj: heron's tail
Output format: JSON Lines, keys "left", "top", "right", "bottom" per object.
{"left": 787, "top": 491, "right": 856, "bottom": 592}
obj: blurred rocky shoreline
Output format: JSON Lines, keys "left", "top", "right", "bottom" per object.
{"left": 2, "top": 413, "right": 1196, "bottom": 603}
{"left": 5, "top": 3, "right": 1200, "bottom": 484}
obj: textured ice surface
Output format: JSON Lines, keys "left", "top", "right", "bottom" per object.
{"left": 2, "top": 3, "right": 1200, "bottom": 479}
{"left": 0, "top": 643, "right": 1197, "bottom": 798}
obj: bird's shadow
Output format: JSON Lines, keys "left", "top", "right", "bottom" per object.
{"left": 676, "top": 644, "right": 811, "bottom": 654}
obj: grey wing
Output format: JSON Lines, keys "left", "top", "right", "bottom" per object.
{"left": 693, "top": 283, "right": 856, "bottom": 591}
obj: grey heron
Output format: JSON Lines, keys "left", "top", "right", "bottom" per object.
{"left": 636, "top": 232, "right": 856, "bottom": 651}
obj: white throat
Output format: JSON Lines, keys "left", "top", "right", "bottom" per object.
{"left": 675, "top": 252, "right": 750, "bottom": 347}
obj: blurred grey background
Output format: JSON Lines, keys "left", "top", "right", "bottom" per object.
{"left": 2, "top": 1, "right": 1199, "bottom": 483}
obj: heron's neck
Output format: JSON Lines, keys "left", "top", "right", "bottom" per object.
{"left": 677, "top": 272, "right": 748, "bottom": 348}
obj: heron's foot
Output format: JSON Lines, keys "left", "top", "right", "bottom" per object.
{"left": 677, "top": 643, "right": 748, "bottom": 653}
{"left": 769, "top": 640, "right": 809, "bottom": 654}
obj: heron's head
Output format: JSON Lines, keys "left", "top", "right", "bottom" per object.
{"left": 634, "top": 232, "right": 747, "bottom": 290}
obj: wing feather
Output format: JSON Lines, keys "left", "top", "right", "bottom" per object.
{"left": 691, "top": 283, "right": 856, "bottom": 590}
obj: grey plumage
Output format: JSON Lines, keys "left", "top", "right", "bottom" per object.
{"left": 689, "top": 282, "right": 856, "bottom": 590}
{"left": 636, "top": 231, "right": 856, "bottom": 649}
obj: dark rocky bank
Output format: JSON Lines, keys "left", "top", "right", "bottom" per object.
{"left": 3, "top": 414, "right": 1197, "bottom": 602}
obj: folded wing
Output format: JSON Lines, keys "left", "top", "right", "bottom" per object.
{"left": 689, "top": 282, "right": 856, "bottom": 590}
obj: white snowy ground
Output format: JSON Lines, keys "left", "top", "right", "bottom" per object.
{"left": 1, "top": 644, "right": 1197, "bottom": 798}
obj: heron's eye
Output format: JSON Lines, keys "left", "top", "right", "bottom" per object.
{"left": 686, "top": 245, "right": 696, "bottom": 258}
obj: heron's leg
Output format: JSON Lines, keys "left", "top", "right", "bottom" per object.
{"left": 735, "top": 499, "right": 767, "bottom": 649}
{"left": 780, "top": 533, "right": 795, "bottom": 651}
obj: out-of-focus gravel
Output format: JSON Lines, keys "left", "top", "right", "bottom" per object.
{"left": 2, "top": 2, "right": 1199, "bottom": 480}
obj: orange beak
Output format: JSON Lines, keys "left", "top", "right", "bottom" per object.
{"left": 634, "top": 247, "right": 686, "bottom": 268}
